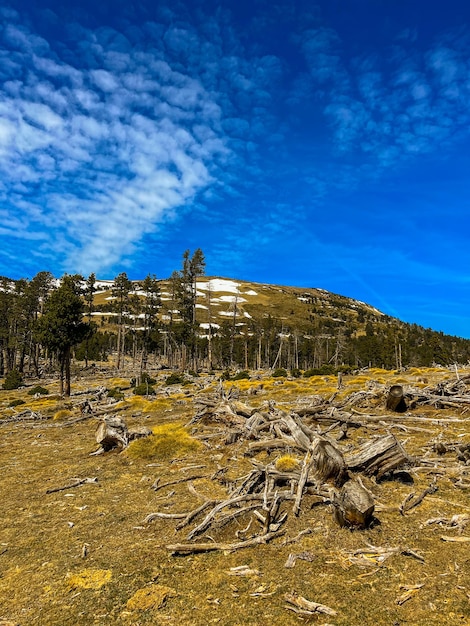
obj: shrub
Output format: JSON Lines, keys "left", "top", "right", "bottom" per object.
{"left": 3, "top": 369, "right": 23, "bottom": 390}
{"left": 165, "top": 372, "right": 185, "bottom": 386}
{"left": 107, "top": 387, "right": 125, "bottom": 401}
{"left": 231, "top": 370, "right": 250, "bottom": 381}
{"left": 53, "top": 409, "right": 72, "bottom": 421}
{"left": 290, "top": 368, "right": 302, "bottom": 378}
{"left": 303, "top": 364, "right": 336, "bottom": 377}
{"left": 133, "top": 383, "right": 156, "bottom": 396}
{"left": 9, "top": 399, "right": 25, "bottom": 408}
{"left": 272, "top": 368, "right": 287, "bottom": 378}
{"left": 130, "top": 372, "right": 156, "bottom": 387}
{"left": 27, "top": 385, "right": 49, "bottom": 396}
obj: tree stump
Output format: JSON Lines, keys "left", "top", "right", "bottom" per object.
{"left": 96, "top": 416, "right": 129, "bottom": 451}
{"left": 386, "top": 385, "right": 407, "bottom": 412}
{"left": 311, "top": 437, "right": 347, "bottom": 486}
{"left": 333, "top": 477, "right": 375, "bottom": 528}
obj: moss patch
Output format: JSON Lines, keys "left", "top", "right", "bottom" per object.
{"left": 126, "top": 584, "right": 176, "bottom": 610}
{"left": 66, "top": 569, "right": 112, "bottom": 590}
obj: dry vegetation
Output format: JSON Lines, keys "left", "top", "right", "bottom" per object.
{"left": 1, "top": 366, "right": 469, "bottom": 625}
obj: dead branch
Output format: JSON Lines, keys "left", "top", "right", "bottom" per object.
{"left": 399, "top": 481, "right": 438, "bottom": 515}
{"left": 284, "top": 592, "right": 337, "bottom": 616}
{"left": 166, "top": 529, "right": 285, "bottom": 555}
{"left": 46, "top": 477, "right": 98, "bottom": 494}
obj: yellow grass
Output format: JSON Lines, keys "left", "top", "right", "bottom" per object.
{"left": 126, "top": 422, "right": 201, "bottom": 460}
{"left": 53, "top": 409, "right": 73, "bottom": 421}
{"left": 126, "top": 584, "right": 177, "bottom": 610}
{"left": 274, "top": 454, "right": 300, "bottom": 472}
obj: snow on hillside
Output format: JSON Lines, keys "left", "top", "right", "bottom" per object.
{"left": 196, "top": 279, "right": 240, "bottom": 293}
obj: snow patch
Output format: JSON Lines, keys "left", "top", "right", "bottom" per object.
{"left": 197, "top": 279, "right": 240, "bottom": 293}
{"left": 218, "top": 295, "right": 247, "bottom": 304}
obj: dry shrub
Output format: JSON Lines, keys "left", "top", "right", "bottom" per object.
{"left": 53, "top": 409, "right": 72, "bottom": 421}
{"left": 126, "top": 422, "right": 201, "bottom": 460}
{"left": 126, "top": 584, "right": 176, "bottom": 611}
{"left": 275, "top": 454, "right": 300, "bottom": 472}
{"left": 66, "top": 569, "right": 112, "bottom": 590}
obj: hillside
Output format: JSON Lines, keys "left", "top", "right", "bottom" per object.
{"left": 89, "top": 276, "right": 470, "bottom": 370}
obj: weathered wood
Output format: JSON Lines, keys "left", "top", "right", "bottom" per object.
{"left": 95, "top": 416, "right": 129, "bottom": 451}
{"left": 128, "top": 426, "right": 153, "bottom": 441}
{"left": 246, "top": 437, "right": 304, "bottom": 455}
{"left": 311, "top": 436, "right": 346, "bottom": 486}
{"left": 284, "top": 592, "right": 337, "bottom": 617}
{"left": 46, "top": 477, "right": 98, "bottom": 494}
{"left": 186, "top": 493, "right": 265, "bottom": 540}
{"left": 175, "top": 500, "right": 219, "bottom": 530}
{"left": 333, "top": 477, "right": 375, "bottom": 528}
{"left": 399, "top": 481, "right": 438, "bottom": 515}
{"left": 386, "top": 385, "right": 407, "bottom": 412}
{"left": 166, "top": 529, "right": 285, "bottom": 555}
{"left": 345, "top": 434, "right": 411, "bottom": 479}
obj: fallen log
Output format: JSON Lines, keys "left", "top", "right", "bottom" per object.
{"left": 345, "top": 434, "right": 411, "bottom": 479}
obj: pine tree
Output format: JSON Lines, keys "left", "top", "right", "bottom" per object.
{"left": 112, "top": 272, "right": 132, "bottom": 369}
{"left": 35, "top": 275, "right": 93, "bottom": 396}
{"left": 140, "top": 274, "right": 161, "bottom": 373}
{"left": 170, "top": 249, "right": 205, "bottom": 370}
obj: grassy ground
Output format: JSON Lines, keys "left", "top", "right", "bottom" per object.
{"left": 0, "top": 367, "right": 469, "bottom": 625}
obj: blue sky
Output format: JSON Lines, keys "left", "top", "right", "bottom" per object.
{"left": 1, "top": 0, "right": 470, "bottom": 338}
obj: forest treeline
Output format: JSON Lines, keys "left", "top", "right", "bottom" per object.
{"left": 1, "top": 249, "right": 470, "bottom": 395}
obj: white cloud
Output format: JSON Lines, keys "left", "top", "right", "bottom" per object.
{"left": 0, "top": 9, "right": 249, "bottom": 275}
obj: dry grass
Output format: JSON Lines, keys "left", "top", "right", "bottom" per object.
{"left": 0, "top": 367, "right": 469, "bottom": 625}
{"left": 126, "top": 423, "right": 201, "bottom": 460}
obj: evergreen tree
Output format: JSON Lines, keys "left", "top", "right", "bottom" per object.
{"left": 140, "top": 274, "right": 161, "bottom": 372}
{"left": 170, "top": 249, "right": 205, "bottom": 369}
{"left": 112, "top": 272, "right": 132, "bottom": 369}
{"left": 35, "top": 275, "right": 93, "bottom": 396}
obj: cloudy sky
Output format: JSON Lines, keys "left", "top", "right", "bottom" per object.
{"left": 1, "top": 0, "right": 470, "bottom": 338}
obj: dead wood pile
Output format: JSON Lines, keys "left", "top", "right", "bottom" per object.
{"left": 143, "top": 386, "right": 424, "bottom": 555}
{"left": 139, "top": 377, "right": 470, "bottom": 555}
